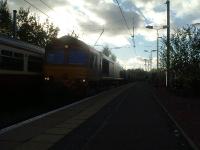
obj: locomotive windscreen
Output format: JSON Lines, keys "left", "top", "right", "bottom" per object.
{"left": 68, "top": 49, "right": 87, "bottom": 65}
{"left": 46, "top": 51, "right": 64, "bottom": 64}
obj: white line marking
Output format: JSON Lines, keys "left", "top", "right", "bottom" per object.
{"left": 152, "top": 89, "right": 199, "bottom": 150}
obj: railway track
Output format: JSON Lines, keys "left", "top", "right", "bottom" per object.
{"left": 0, "top": 85, "right": 101, "bottom": 130}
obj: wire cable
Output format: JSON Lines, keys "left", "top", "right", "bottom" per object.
{"left": 115, "top": 0, "right": 132, "bottom": 36}
{"left": 23, "top": 0, "right": 51, "bottom": 18}
{"left": 115, "top": 0, "right": 136, "bottom": 49}
{"left": 39, "top": 0, "right": 56, "bottom": 12}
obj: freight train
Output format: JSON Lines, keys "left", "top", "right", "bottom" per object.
{"left": 0, "top": 35, "right": 45, "bottom": 93}
{"left": 43, "top": 36, "right": 125, "bottom": 92}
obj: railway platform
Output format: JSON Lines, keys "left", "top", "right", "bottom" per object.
{"left": 0, "top": 82, "right": 198, "bottom": 150}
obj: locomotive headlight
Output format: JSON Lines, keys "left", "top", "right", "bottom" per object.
{"left": 64, "top": 45, "right": 69, "bottom": 48}
{"left": 82, "top": 79, "right": 86, "bottom": 82}
{"left": 44, "top": 76, "right": 50, "bottom": 81}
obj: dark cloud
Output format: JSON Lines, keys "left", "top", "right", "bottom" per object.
{"left": 79, "top": 2, "right": 144, "bottom": 36}
{"left": 121, "top": 0, "right": 150, "bottom": 25}
{"left": 173, "top": 13, "right": 200, "bottom": 27}
{"left": 8, "top": 0, "right": 69, "bottom": 13}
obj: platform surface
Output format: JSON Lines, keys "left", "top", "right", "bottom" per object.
{"left": 0, "top": 82, "right": 195, "bottom": 150}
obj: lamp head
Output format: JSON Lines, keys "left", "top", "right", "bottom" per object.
{"left": 162, "top": 25, "right": 168, "bottom": 29}
{"left": 146, "top": 25, "right": 153, "bottom": 29}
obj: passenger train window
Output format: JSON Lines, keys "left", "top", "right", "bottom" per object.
{"left": 14, "top": 52, "right": 23, "bottom": 58}
{"left": 28, "top": 56, "right": 43, "bottom": 72}
{"left": 13, "top": 52, "right": 24, "bottom": 71}
{"left": 1, "top": 50, "right": 12, "bottom": 56}
{"left": 0, "top": 50, "right": 24, "bottom": 71}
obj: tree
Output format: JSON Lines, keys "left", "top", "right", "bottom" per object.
{"left": 44, "top": 19, "right": 59, "bottom": 45}
{"left": 125, "top": 69, "right": 147, "bottom": 81}
{"left": 102, "top": 45, "right": 111, "bottom": 57}
{"left": 16, "top": 8, "right": 59, "bottom": 47}
{"left": 111, "top": 54, "right": 116, "bottom": 62}
{"left": 102, "top": 45, "right": 117, "bottom": 62}
{"left": 0, "top": 0, "right": 12, "bottom": 35}
{"left": 160, "top": 25, "right": 200, "bottom": 92}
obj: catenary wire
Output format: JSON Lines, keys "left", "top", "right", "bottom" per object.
{"left": 115, "top": 0, "right": 132, "bottom": 36}
{"left": 39, "top": 0, "right": 56, "bottom": 12}
{"left": 23, "top": 0, "right": 51, "bottom": 19}
{"left": 115, "top": 0, "right": 136, "bottom": 49}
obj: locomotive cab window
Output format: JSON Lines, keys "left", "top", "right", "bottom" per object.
{"left": 46, "top": 51, "right": 64, "bottom": 64}
{"left": 68, "top": 48, "right": 87, "bottom": 65}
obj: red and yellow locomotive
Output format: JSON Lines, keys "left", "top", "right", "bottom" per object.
{"left": 43, "top": 36, "right": 124, "bottom": 91}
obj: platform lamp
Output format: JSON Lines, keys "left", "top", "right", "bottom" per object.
{"left": 146, "top": 25, "right": 167, "bottom": 70}
{"left": 144, "top": 49, "right": 156, "bottom": 70}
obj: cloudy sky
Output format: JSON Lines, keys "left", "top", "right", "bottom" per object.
{"left": 7, "top": 0, "right": 200, "bottom": 69}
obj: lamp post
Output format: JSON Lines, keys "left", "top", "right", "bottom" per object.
{"left": 143, "top": 59, "right": 148, "bottom": 71}
{"left": 145, "top": 0, "right": 170, "bottom": 87}
{"left": 144, "top": 49, "right": 156, "bottom": 70}
{"left": 157, "top": 36, "right": 162, "bottom": 67}
{"left": 13, "top": 10, "right": 17, "bottom": 38}
{"left": 146, "top": 25, "right": 167, "bottom": 70}
{"left": 166, "top": 0, "right": 170, "bottom": 87}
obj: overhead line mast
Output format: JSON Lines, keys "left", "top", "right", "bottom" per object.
{"left": 132, "top": 17, "right": 136, "bottom": 48}
{"left": 94, "top": 28, "right": 104, "bottom": 46}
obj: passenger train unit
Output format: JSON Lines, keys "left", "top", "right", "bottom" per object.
{"left": 0, "top": 35, "right": 45, "bottom": 92}
{"left": 43, "top": 36, "right": 124, "bottom": 90}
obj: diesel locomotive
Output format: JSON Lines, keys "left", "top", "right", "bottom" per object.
{"left": 43, "top": 36, "right": 124, "bottom": 91}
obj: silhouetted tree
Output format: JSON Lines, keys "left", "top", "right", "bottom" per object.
{"left": 125, "top": 69, "right": 147, "bottom": 81}
{"left": 102, "top": 45, "right": 111, "bottom": 57}
{"left": 16, "top": 8, "right": 59, "bottom": 47}
{"left": 102, "top": 45, "right": 117, "bottom": 62}
{"left": 111, "top": 54, "right": 116, "bottom": 62}
{"left": 160, "top": 25, "right": 200, "bottom": 93}
{"left": 0, "top": 0, "right": 12, "bottom": 35}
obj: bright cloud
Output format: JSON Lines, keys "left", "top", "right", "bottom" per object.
{"left": 118, "top": 56, "right": 145, "bottom": 69}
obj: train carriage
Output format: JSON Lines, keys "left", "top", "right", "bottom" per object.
{"left": 0, "top": 35, "right": 45, "bottom": 92}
